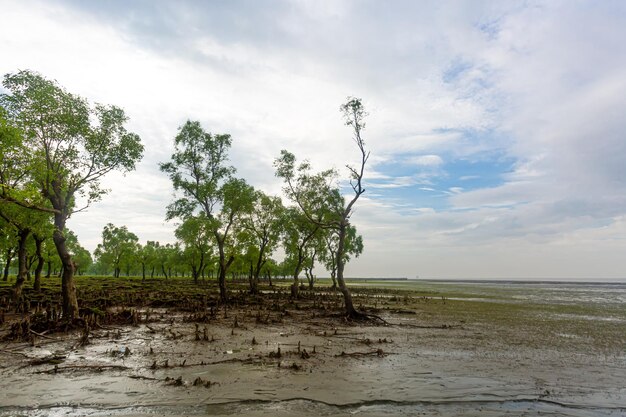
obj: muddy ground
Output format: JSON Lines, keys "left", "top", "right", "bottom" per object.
{"left": 0, "top": 278, "right": 624, "bottom": 416}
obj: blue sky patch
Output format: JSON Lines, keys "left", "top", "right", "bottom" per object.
{"left": 365, "top": 144, "right": 516, "bottom": 212}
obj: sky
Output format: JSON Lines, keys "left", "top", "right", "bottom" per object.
{"left": 1, "top": 0, "right": 626, "bottom": 280}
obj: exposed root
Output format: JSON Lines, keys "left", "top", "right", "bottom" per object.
{"left": 346, "top": 309, "right": 389, "bottom": 325}
{"left": 29, "top": 329, "right": 56, "bottom": 340}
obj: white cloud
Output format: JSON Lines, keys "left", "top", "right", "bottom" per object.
{"left": 2, "top": 0, "right": 626, "bottom": 279}
{"left": 405, "top": 154, "right": 444, "bottom": 167}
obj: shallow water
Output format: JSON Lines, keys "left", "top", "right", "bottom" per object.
{"left": 356, "top": 279, "right": 626, "bottom": 312}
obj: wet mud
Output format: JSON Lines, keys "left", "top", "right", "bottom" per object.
{"left": 0, "top": 280, "right": 624, "bottom": 416}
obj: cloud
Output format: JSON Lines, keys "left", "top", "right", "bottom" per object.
{"left": 405, "top": 155, "right": 444, "bottom": 167}
{"left": 2, "top": 0, "right": 626, "bottom": 279}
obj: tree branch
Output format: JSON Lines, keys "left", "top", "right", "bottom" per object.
{"left": 0, "top": 193, "right": 60, "bottom": 214}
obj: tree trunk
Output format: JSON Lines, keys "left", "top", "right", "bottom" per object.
{"left": 45, "top": 259, "right": 51, "bottom": 278}
{"left": 195, "top": 252, "right": 204, "bottom": 285}
{"left": 141, "top": 263, "right": 146, "bottom": 282}
{"left": 306, "top": 249, "right": 317, "bottom": 290}
{"left": 291, "top": 261, "right": 302, "bottom": 298}
{"left": 250, "top": 240, "right": 268, "bottom": 295}
{"left": 53, "top": 212, "right": 79, "bottom": 320}
{"left": 291, "top": 248, "right": 306, "bottom": 298}
{"left": 26, "top": 253, "right": 35, "bottom": 281}
{"left": 33, "top": 236, "right": 45, "bottom": 292}
{"left": 216, "top": 236, "right": 233, "bottom": 302}
{"left": 218, "top": 261, "right": 227, "bottom": 301}
{"left": 192, "top": 264, "right": 199, "bottom": 284}
{"left": 218, "top": 254, "right": 234, "bottom": 302}
{"left": 336, "top": 221, "right": 357, "bottom": 317}
{"left": 12, "top": 228, "right": 30, "bottom": 303}
{"left": 3, "top": 248, "right": 14, "bottom": 281}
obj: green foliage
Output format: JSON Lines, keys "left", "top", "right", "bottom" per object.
{"left": 64, "top": 230, "right": 92, "bottom": 275}
{"left": 175, "top": 214, "right": 214, "bottom": 281}
{"left": 0, "top": 105, "right": 50, "bottom": 232}
{"left": 240, "top": 191, "right": 284, "bottom": 266}
{"left": 0, "top": 106, "right": 27, "bottom": 192}
{"left": 319, "top": 225, "right": 363, "bottom": 279}
{"left": 1, "top": 70, "right": 144, "bottom": 211}
{"left": 274, "top": 150, "right": 343, "bottom": 225}
{"left": 153, "top": 242, "right": 181, "bottom": 279}
{"left": 161, "top": 120, "right": 256, "bottom": 297}
{"left": 94, "top": 223, "right": 139, "bottom": 278}
{"left": 160, "top": 120, "right": 234, "bottom": 220}
{"left": 280, "top": 207, "right": 321, "bottom": 279}
{"left": 233, "top": 190, "right": 284, "bottom": 289}
{"left": 275, "top": 97, "right": 369, "bottom": 313}
{"left": 1, "top": 69, "right": 144, "bottom": 316}
{"left": 137, "top": 241, "right": 160, "bottom": 278}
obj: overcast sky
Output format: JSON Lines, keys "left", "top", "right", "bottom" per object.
{"left": 2, "top": 0, "right": 626, "bottom": 280}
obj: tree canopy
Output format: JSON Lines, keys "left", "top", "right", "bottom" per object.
{"left": 0, "top": 70, "right": 144, "bottom": 318}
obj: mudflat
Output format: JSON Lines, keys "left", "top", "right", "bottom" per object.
{"left": 0, "top": 278, "right": 624, "bottom": 416}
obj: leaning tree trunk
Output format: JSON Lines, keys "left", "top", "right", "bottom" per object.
{"left": 26, "top": 253, "right": 36, "bottom": 281}
{"left": 12, "top": 228, "right": 30, "bottom": 303}
{"left": 53, "top": 212, "right": 79, "bottom": 320}
{"left": 195, "top": 252, "right": 204, "bottom": 285}
{"left": 33, "top": 236, "right": 45, "bottom": 292}
{"left": 336, "top": 221, "right": 357, "bottom": 317}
